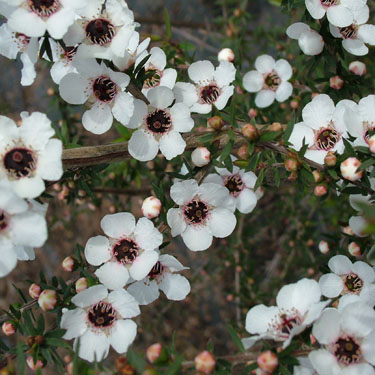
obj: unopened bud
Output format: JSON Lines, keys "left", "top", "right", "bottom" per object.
{"left": 312, "top": 170, "right": 322, "bottom": 183}
{"left": 2, "top": 322, "right": 15, "bottom": 336}
{"left": 324, "top": 151, "right": 337, "bottom": 167}
{"left": 191, "top": 147, "right": 211, "bottom": 167}
{"left": 207, "top": 116, "right": 224, "bottom": 131}
{"left": 237, "top": 145, "right": 248, "bottom": 159}
{"left": 38, "top": 289, "right": 57, "bottom": 311}
{"left": 349, "top": 61, "right": 366, "bottom": 76}
{"left": 29, "top": 283, "right": 41, "bottom": 299}
{"left": 26, "top": 357, "right": 44, "bottom": 371}
{"left": 284, "top": 158, "right": 298, "bottom": 172}
{"left": 348, "top": 242, "right": 361, "bottom": 257}
{"left": 288, "top": 171, "right": 298, "bottom": 181}
{"left": 310, "top": 334, "right": 317, "bottom": 345}
{"left": 116, "top": 357, "right": 135, "bottom": 374}
{"left": 218, "top": 48, "right": 235, "bottom": 62}
{"left": 62, "top": 256, "right": 75, "bottom": 272}
{"left": 340, "top": 157, "right": 363, "bottom": 181}
{"left": 269, "top": 122, "right": 282, "bottom": 132}
{"left": 195, "top": 351, "right": 216, "bottom": 374}
{"left": 368, "top": 135, "right": 375, "bottom": 153}
{"left": 46, "top": 88, "right": 54, "bottom": 96}
{"left": 311, "top": 93, "right": 319, "bottom": 99}
{"left": 257, "top": 351, "right": 278, "bottom": 373}
{"left": 314, "top": 185, "right": 327, "bottom": 197}
{"left": 142, "top": 196, "right": 162, "bottom": 219}
{"left": 248, "top": 108, "right": 257, "bottom": 119}
{"left": 75, "top": 277, "right": 88, "bottom": 293}
{"left": 242, "top": 123, "right": 258, "bottom": 140}
{"left": 330, "top": 76, "right": 344, "bottom": 90}
{"left": 318, "top": 240, "right": 330, "bottom": 254}
{"left": 146, "top": 343, "right": 162, "bottom": 363}
{"left": 290, "top": 100, "right": 299, "bottom": 109}
{"left": 342, "top": 226, "right": 354, "bottom": 236}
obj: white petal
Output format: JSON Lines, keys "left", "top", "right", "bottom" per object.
{"left": 286, "top": 22, "right": 310, "bottom": 39}
{"left": 173, "top": 82, "right": 198, "bottom": 107}
{"left": 319, "top": 273, "right": 343, "bottom": 297}
{"left": 170, "top": 179, "right": 198, "bottom": 205}
{"left": 0, "top": 239, "right": 17, "bottom": 277}
{"left": 255, "top": 55, "right": 275, "bottom": 74}
{"left": 308, "top": 350, "right": 341, "bottom": 375}
{"left": 304, "top": 300, "right": 331, "bottom": 326}
{"left": 12, "top": 176, "right": 45, "bottom": 199}
{"left": 342, "top": 38, "right": 368, "bottom": 56}
{"left": 352, "top": 261, "right": 375, "bottom": 283}
{"left": 82, "top": 103, "right": 113, "bottom": 135}
{"left": 341, "top": 364, "right": 375, "bottom": 375}
{"left": 129, "top": 250, "right": 159, "bottom": 280}
{"left": 71, "top": 285, "right": 108, "bottom": 308}
{"left": 341, "top": 302, "right": 375, "bottom": 337}
{"left": 214, "top": 61, "right": 236, "bottom": 87}
{"left": 167, "top": 208, "right": 187, "bottom": 237}
{"left": 241, "top": 171, "right": 257, "bottom": 189}
{"left": 20, "top": 52, "right": 36, "bottom": 86}
{"left": 326, "top": 4, "right": 353, "bottom": 27}
{"left": 159, "top": 68, "right": 177, "bottom": 89}
{"left": 255, "top": 90, "right": 276, "bottom": 108}
{"left": 349, "top": 215, "right": 368, "bottom": 237}
{"left": 127, "top": 99, "right": 148, "bottom": 129}
{"left": 299, "top": 30, "right": 324, "bottom": 55}
{"left": 181, "top": 225, "right": 213, "bottom": 251}
{"left": 288, "top": 122, "right": 315, "bottom": 150}
{"left": 84, "top": 235, "right": 111, "bottom": 266}
{"left": 61, "top": 308, "right": 87, "bottom": 340}
{"left": 243, "top": 70, "right": 263, "bottom": 93}
{"left": 328, "top": 255, "right": 353, "bottom": 275}
{"left": 188, "top": 60, "right": 215, "bottom": 83}
{"left": 245, "top": 304, "right": 279, "bottom": 334}
{"left": 236, "top": 189, "right": 257, "bottom": 214}
{"left": 159, "top": 254, "right": 188, "bottom": 272}
{"left": 305, "top": 0, "right": 325, "bottom": 19}
{"left": 148, "top": 47, "right": 166, "bottom": 70}
{"left": 127, "top": 280, "right": 160, "bottom": 305}
{"left": 275, "top": 59, "right": 292, "bottom": 80}
{"left": 170, "top": 103, "right": 194, "bottom": 133}
{"left": 362, "top": 330, "right": 375, "bottom": 365}
{"left": 59, "top": 73, "right": 90, "bottom": 105}
{"left": 128, "top": 129, "right": 159, "bottom": 162}
{"left": 108, "top": 289, "right": 140, "bottom": 318}
{"left": 312, "top": 308, "right": 340, "bottom": 344}
{"left": 159, "top": 131, "right": 186, "bottom": 160}
{"left": 214, "top": 85, "right": 234, "bottom": 110}
{"left": 109, "top": 319, "right": 137, "bottom": 354}
{"left": 46, "top": 7, "right": 75, "bottom": 39}
{"left": 208, "top": 208, "right": 236, "bottom": 238}
{"left": 359, "top": 95, "right": 375, "bottom": 123}
{"left": 159, "top": 273, "right": 191, "bottom": 300}
{"left": 358, "top": 24, "right": 375, "bottom": 45}
{"left": 95, "top": 261, "right": 129, "bottom": 290}
{"left": 37, "top": 139, "right": 63, "bottom": 181}
{"left": 134, "top": 218, "right": 163, "bottom": 251}
{"left": 199, "top": 183, "right": 230, "bottom": 207}
{"left": 302, "top": 94, "right": 335, "bottom": 130}
{"left": 275, "top": 81, "right": 293, "bottom": 102}
{"left": 112, "top": 92, "right": 134, "bottom": 126}
{"left": 8, "top": 8, "right": 46, "bottom": 37}
{"left": 147, "top": 86, "right": 174, "bottom": 109}
{"left": 101, "top": 212, "right": 135, "bottom": 239}
{"left": 76, "top": 329, "right": 109, "bottom": 362}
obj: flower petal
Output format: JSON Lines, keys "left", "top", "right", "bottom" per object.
{"left": 208, "top": 208, "right": 236, "bottom": 238}
{"left": 112, "top": 92, "right": 134, "bottom": 126}
{"left": 214, "top": 61, "right": 236, "bottom": 87}
{"left": 275, "top": 59, "right": 292, "bottom": 80}
{"left": 61, "top": 308, "right": 87, "bottom": 340}
{"left": 255, "top": 90, "right": 276, "bottom": 108}
{"left": 101, "top": 212, "right": 135, "bottom": 239}
{"left": 181, "top": 225, "right": 213, "bottom": 251}
{"left": 312, "top": 308, "right": 340, "bottom": 344}
{"left": 108, "top": 289, "right": 140, "bottom": 318}
{"left": 167, "top": 208, "right": 187, "bottom": 237}
{"left": 128, "top": 129, "right": 159, "bottom": 162}
{"left": 302, "top": 94, "right": 335, "bottom": 130}
{"left": 84, "top": 235, "right": 111, "bottom": 266}
{"left": 328, "top": 255, "right": 353, "bottom": 275}
{"left": 159, "top": 131, "right": 186, "bottom": 160}
{"left": 109, "top": 319, "right": 137, "bottom": 354}
{"left": 134, "top": 218, "right": 163, "bottom": 251}
{"left": 243, "top": 70, "right": 263, "bottom": 93}
{"left": 159, "top": 273, "right": 191, "bottom": 300}
{"left": 71, "top": 285, "right": 108, "bottom": 308}
{"left": 326, "top": 4, "right": 353, "bottom": 27}
{"left": 82, "top": 103, "right": 113, "bottom": 135}
{"left": 255, "top": 55, "right": 275, "bottom": 74}
{"left": 95, "top": 261, "right": 129, "bottom": 290}
{"left": 147, "top": 86, "right": 174, "bottom": 109}
{"left": 319, "top": 273, "right": 344, "bottom": 298}
{"left": 275, "top": 81, "right": 293, "bottom": 102}
{"left": 127, "top": 280, "right": 160, "bottom": 305}
{"left": 75, "top": 329, "right": 109, "bottom": 362}
{"left": 245, "top": 304, "right": 279, "bottom": 334}
{"left": 188, "top": 60, "right": 215, "bottom": 83}
{"left": 170, "top": 180, "right": 198, "bottom": 205}
{"left": 129, "top": 250, "right": 159, "bottom": 280}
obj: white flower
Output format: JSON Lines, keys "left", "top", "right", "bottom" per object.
{"left": 59, "top": 59, "right": 134, "bottom": 134}
{"left": 0, "top": 112, "right": 63, "bottom": 198}
{"left": 204, "top": 157, "right": 260, "bottom": 214}
{"left": 319, "top": 255, "right": 375, "bottom": 306}
{"left": 84, "top": 212, "right": 163, "bottom": 290}
{"left": 136, "top": 46, "right": 177, "bottom": 95}
{"left": 167, "top": 179, "right": 237, "bottom": 251}
{"left": 286, "top": 23, "right": 324, "bottom": 56}
{"left": 174, "top": 60, "right": 236, "bottom": 114}
{"left": 0, "top": 181, "right": 47, "bottom": 277}
{"left": 242, "top": 279, "right": 329, "bottom": 349}
{"left": 5, "top": 0, "right": 88, "bottom": 39}
{"left": 329, "top": 4, "right": 375, "bottom": 56}
{"left": 288, "top": 94, "right": 349, "bottom": 164}
{"left": 305, "top": 0, "right": 368, "bottom": 28}
{"left": 64, "top": 0, "right": 137, "bottom": 60}
{"left": 60, "top": 285, "right": 139, "bottom": 362}
{"left": 243, "top": 55, "right": 293, "bottom": 108}
{"left": 293, "top": 357, "right": 317, "bottom": 375}
{"left": 127, "top": 254, "right": 191, "bottom": 305}
{"left": 127, "top": 87, "right": 194, "bottom": 161}
{"left": 309, "top": 301, "right": 375, "bottom": 375}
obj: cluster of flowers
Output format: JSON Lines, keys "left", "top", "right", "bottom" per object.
{"left": 243, "top": 254, "right": 375, "bottom": 375}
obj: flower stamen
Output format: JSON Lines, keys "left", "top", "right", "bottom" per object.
{"left": 183, "top": 200, "right": 209, "bottom": 224}
{"left": 85, "top": 19, "right": 116, "bottom": 46}
{"left": 93, "top": 76, "right": 117, "bottom": 103}
{"left": 112, "top": 239, "right": 139, "bottom": 264}
{"left": 333, "top": 336, "right": 362, "bottom": 365}
{"left": 27, "top": 0, "right": 61, "bottom": 17}
{"left": 87, "top": 302, "right": 117, "bottom": 328}
{"left": 3, "top": 148, "right": 37, "bottom": 179}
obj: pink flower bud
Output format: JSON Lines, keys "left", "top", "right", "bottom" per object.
{"left": 237, "top": 145, "right": 248, "bottom": 159}
{"left": 284, "top": 158, "right": 298, "bottom": 172}
{"left": 348, "top": 242, "right": 361, "bottom": 257}
{"left": 340, "top": 157, "right": 363, "bottom": 182}
{"left": 314, "top": 185, "right": 327, "bottom": 196}
{"left": 28, "top": 283, "right": 41, "bottom": 299}
{"left": 75, "top": 277, "right": 88, "bottom": 293}
{"left": 218, "top": 48, "right": 235, "bottom": 62}
{"left": 342, "top": 226, "right": 354, "bottom": 236}
{"left": 242, "top": 123, "right": 259, "bottom": 140}
{"left": 38, "top": 289, "right": 57, "bottom": 311}
{"left": 194, "top": 351, "right": 216, "bottom": 374}
{"left": 324, "top": 151, "right": 337, "bottom": 167}
{"left": 318, "top": 240, "right": 329, "bottom": 254}
{"left": 26, "top": 356, "right": 44, "bottom": 371}
{"left": 248, "top": 108, "right": 258, "bottom": 119}
{"left": 349, "top": 61, "right": 366, "bottom": 76}
{"left": 329, "top": 76, "right": 344, "bottom": 90}
{"left": 2, "top": 322, "right": 15, "bottom": 336}
{"left": 142, "top": 196, "right": 162, "bottom": 219}
{"left": 191, "top": 147, "right": 211, "bottom": 167}
{"left": 146, "top": 343, "right": 162, "bottom": 363}
{"left": 207, "top": 116, "right": 224, "bottom": 130}
{"left": 368, "top": 135, "right": 375, "bottom": 153}
{"left": 269, "top": 122, "right": 282, "bottom": 132}
{"left": 257, "top": 351, "right": 278, "bottom": 373}
{"left": 290, "top": 100, "right": 299, "bottom": 109}
{"left": 312, "top": 170, "right": 322, "bottom": 183}
{"left": 62, "top": 256, "right": 75, "bottom": 272}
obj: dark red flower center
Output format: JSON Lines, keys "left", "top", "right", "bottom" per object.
{"left": 200, "top": 85, "right": 220, "bottom": 104}
{"left": 93, "top": 76, "right": 117, "bottom": 102}
{"left": 316, "top": 128, "right": 340, "bottom": 151}
{"left": 344, "top": 273, "right": 363, "bottom": 293}
{"left": 184, "top": 200, "right": 209, "bottom": 224}
{"left": 3, "top": 148, "right": 36, "bottom": 178}
{"left": 264, "top": 71, "right": 281, "bottom": 91}
{"left": 64, "top": 46, "right": 78, "bottom": 62}
{"left": 148, "top": 262, "right": 164, "bottom": 280}
{"left": 86, "top": 19, "right": 116, "bottom": 46}
{"left": 113, "top": 239, "right": 139, "bottom": 264}
{"left": 339, "top": 24, "right": 358, "bottom": 39}
{"left": 143, "top": 69, "right": 162, "bottom": 89}
{"left": 320, "top": 0, "right": 339, "bottom": 7}
{"left": 28, "top": 0, "right": 60, "bottom": 17}
{"left": 0, "top": 212, "right": 7, "bottom": 232}
{"left": 334, "top": 336, "right": 361, "bottom": 365}
{"left": 87, "top": 302, "right": 116, "bottom": 328}
{"left": 224, "top": 175, "right": 244, "bottom": 197}
{"left": 146, "top": 109, "right": 172, "bottom": 134}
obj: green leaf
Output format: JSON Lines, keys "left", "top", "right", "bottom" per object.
{"left": 226, "top": 325, "right": 245, "bottom": 353}
{"left": 16, "top": 342, "right": 25, "bottom": 375}
{"left": 359, "top": 158, "right": 375, "bottom": 171}
{"left": 127, "top": 348, "right": 146, "bottom": 373}
{"left": 219, "top": 140, "right": 234, "bottom": 163}
{"left": 166, "top": 355, "right": 183, "bottom": 375}
{"left": 259, "top": 131, "right": 282, "bottom": 142}
{"left": 45, "top": 338, "right": 71, "bottom": 349}
{"left": 164, "top": 8, "right": 172, "bottom": 39}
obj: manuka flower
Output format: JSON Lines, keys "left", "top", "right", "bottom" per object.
{"left": 127, "top": 254, "right": 191, "bottom": 305}
{"left": 61, "top": 285, "right": 139, "bottom": 362}
{"left": 84, "top": 212, "right": 163, "bottom": 290}
{"left": 0, "top": 112, "right": 63, "bottom": 198}
{"left": 286, "top": 23, "right": 325, "bottom": 56}
{"left": 174, "top": 60, "right": 236, "bottom": 114}
{"left": 243, "top": 55, "right": 293, "bottom": 108}
{"left": 167, "top": 179, "right": 236, "bottom": 251}
{"left": 59, "top": 59, "right": 134, "bottom": 134}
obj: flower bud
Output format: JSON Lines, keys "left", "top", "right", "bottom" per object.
{"left": 349, "top": 61, "right": 366, "bottom": 76}
{"left": 255, "top": 186, "right": 264, "bottom": 200}
{"left": 26, "top": 357, "right": 45, "bottom": 371}
{"left": 312, "top": 170, "right": 322, "bottom": 183}
{"left": 218, "top": 48, "right": 235, "bottom": 62}
{"left": 348, "top": 242, "right": 361, "bottom": 257}
{"left": 2, "top": 322, "right": 15, "bottom": 336}
{"left": 342, "top": 226, "right": 354, "bottom": 236}
{"left": 290, "top": 100, "right": 299, "bottom": 109}
{"left": 248, "top": 108, "right": 257, "bottom": 119}
{"left": 257, "top": 351, "right": 278, "bottom": 373}
{"left": 340, "top": 157, "right": 363, "bottom": 181}
{"left": 29, "top": 283, "right": 41, "bottom": 299}
{"left": 330, "top": 76, "right": 344, "bottom": 90}
{"left": 191, "top": 147, "right": 211, "bottom": 167}
{"left": 116, "top": 357, "right": 135, "bottom": 374}
{"left": 269, "top": 122, "right": 282, "bottom": 132}
{"left": 314, "top": 185, "right": 327, "bottom": 197}
{"left": 62, "top": 256, "right": 75, "bottom": 272}
{"left": 318, "top": 240, "right": 329, "bottom": 254}
{"left": 242, "top": 123, "right": 258, "bottom": 140}
{"left": 237, "top": 145, "right": 248, "bottom": 159}
{"left": 368, "top": 135, "right": 375, "bottom": 153}
{"left": 38, "top": 289, "right": 57, "bottom": 311}
{"left": 195, "top": 351, "right": 216, "bottom": 374}
{"left": 324, "top": 151, "right": 337, "bottom": 167}
{"left": 207, "top": 116, "right": 224, "bottom": 131}
{"left": 75, "top": 277, "right": 88, "bottom": 293}
{"left": 284, "top": 158, "right": 298, "bottom": 172}
{"left": 146, "top": 343, "right": 162, "bottom": 363}
{"left": 142, "top": 196, "right": 162, "bottom": 219}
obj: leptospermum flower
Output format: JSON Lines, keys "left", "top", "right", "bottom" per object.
{"left": 0, "top": 181, "right": 47, "bottom": 277}
{"left": 59, "top": 59, "right": 134, "bottom": 134}
{"left": 305, "top": 0, "right": 368, "bottom": 28}
{"left": 286, "top": 23, "right": 324, "bottom": 56}
{"left": 61, "top": 285, "right": 139, "bottom": 362}
{"left": 127, "top": 254, "right": 191, "bottom": 305}
{"left": 319, "top": 255, "right": 375, "bottom": 305}
{"left": 0, "top": 112, "right": 63, "bottom": 198}
{"left": 242, "top": 279, "right": 329, "bottom": 349}
{"left": 309, "top": 301, "right": 375, "bottom": 375}
{"left": 288, "top": 94, "right": 349, "bottom": 164}
{"left": 167, "top": 179, "right": 236, "bottom": 251}
{"left": 3, "top": 0, "right": 88, "bottom": 39}
{"left": 243, "top": 55, "right": 293, "bottom": 108}
{"left": 127, "top": 87, "right": 194, "bottom": 161}
{"left": 174, "top": 60, "right": 236, "bottom": 114}
{"left": 0, "top": 23, "right": 38, "bottom": 86}
{"left": 84, "top": 212, "right": 163, "bottom": 290}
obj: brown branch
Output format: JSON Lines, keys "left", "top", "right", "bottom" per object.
{"left": 92, "top": 186, "right": 152, "bottom": 195}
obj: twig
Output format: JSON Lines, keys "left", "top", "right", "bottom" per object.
{"left": 92, "top": 186, "right": 152, "bottom": 195}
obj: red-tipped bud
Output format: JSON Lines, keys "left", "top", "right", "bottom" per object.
{"left": 146, "top": 343, "right": 163, "bottom": 363}
{"left": 330, "top": 76, "right": 344, "bottom": 90}
{"left": 195, "top": 351, "right": 216, "bottom": 374}
{"left": 242, "top": 124, "right": 259, "bottom": 140}
{"left": 368, "top": 135, "right": 375, "bottom": 153}
{"left": 342, "top": 226, "right": 354, "bottom": 236}
{"left": 26, "top": 356, "right": 45, "bottom": 371}
{"left": 62, "top": 256, "right": 75, "bottom": 272}
{"left": 207, "top": 116, "right": 224, "bottom": 131}
{"left": 314, "top": 185, "right": 327, "bottom": 197}
{"left": 312, "top": 170, "right": 322, "bottom": 183}
{"left": 348, "top": 242, "right": 361, "bottom": 257}
{"left": 340, "top": 157, "right": 363, "bottom": 182}
{"left": 290, "top": 100, "right": 299, "bottom": 109}
{"left": 248, "top": 108, "right": 258, "bottom": 119}
{"left": 2, "top": 322, "right": 15, "bottom": 336}
{"left": 75, "top": 277, "right": 88, "bottom": 293}
{"left": 257, "top": 351, "right": 278, "bottom": 373}
{"left": 218, "top": 48, "right": 235, "bottom": 62}
{"left": 191, "top": 147, "right": 211, "bottom": 167}
{"left": 319, "top": 240, "right": 330, "bottom": 254}
{"left": 142, "top": 196, "right": 162, "bottom": 219}
{"left": 38, "top": 289, "right": 57, "bottom": 311}
{"left": 29, "top": 283, "right": 41, "bottom": 299}
{"left": 237, "top": 145, "right": 248, "bottom": 159}
{"left": 324, "top": 151, "right": 337, "bottom": 167}
{"left": 269, "top": 122, "right": 282, "bottom": 132}
{"left": 284, "top": 158, "right": 299, "bottom": 172}
{"left": 349, "top": 61, "right": 366, "bottom": 76}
